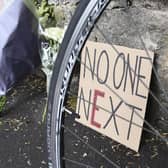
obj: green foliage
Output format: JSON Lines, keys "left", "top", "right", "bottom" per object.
{"left": 31, "top": 0, "right": 58, "bottom": 28}
{"left": 0, "top": 96, "right": 6, "bottom": 113}
{"left": 67, "top": 95, "right": 77, "bottom": 111}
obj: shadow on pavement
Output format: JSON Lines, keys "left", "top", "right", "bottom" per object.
{"left": 0, "top": 74, "right": 48, "bottom": 168}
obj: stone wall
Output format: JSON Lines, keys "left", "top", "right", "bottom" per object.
{"left": 88, "top": 0, "right": 168, "bottom": 128}
{"left": 50, "top": 0, "right": 168, "bottom": 127}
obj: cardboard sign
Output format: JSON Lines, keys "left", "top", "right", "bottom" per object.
{"left": 76, "top": 41, "right": 154, "bottom": 151}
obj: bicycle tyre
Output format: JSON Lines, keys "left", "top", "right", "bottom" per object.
{"left": 47, "top": 1, "right": 111, "bottom": 168}
{"left": 47, "top": 0, "right": 168, "bottom": 168}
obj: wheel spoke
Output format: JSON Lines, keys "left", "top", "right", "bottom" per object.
{"left": 62, "top": 125, "right": 120, "bottom": 168}
{"left": 126, "top": 7, "right": 168, "bottom": 102}
{"left": 48, "top": 1, "right": 168, "bottom": 167}
{"left": 92, "top": 25, "right": 168, "bottom": 128}
{"left": 63, "top": 107, "right": 80, "bottom": 118}
{"left": 76, "top": 53, "right": 168, "bottom": 144}
{"left": 66, "top": 91, "right": 167, "bottom": 140}
{"left": 62, "top": 157, "right": 95, "bottom": 168}
{"left": 93, "top": 9, "right": 168, "bottom": 118}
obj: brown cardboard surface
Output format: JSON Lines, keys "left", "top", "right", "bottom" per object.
{"left": 76, "top": 41, "right": 154, "bottom": 151}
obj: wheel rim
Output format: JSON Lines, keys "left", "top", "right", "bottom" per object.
{"left": 48, "top": 1, "right": 168, "bottom": 167}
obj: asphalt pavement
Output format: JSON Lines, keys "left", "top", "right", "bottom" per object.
{"left": 0, "top": 72, "right": 167, "bottom": 168}
{"left": 0, "top": 74, "right": 48, "bottom": 168}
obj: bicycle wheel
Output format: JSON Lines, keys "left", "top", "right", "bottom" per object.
{"left": 47, "top": 0, "right": 168, "bottom": 168}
